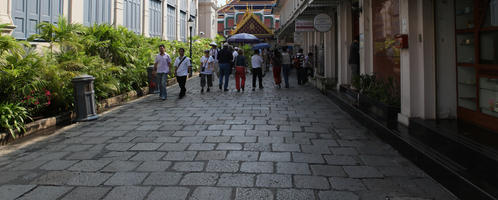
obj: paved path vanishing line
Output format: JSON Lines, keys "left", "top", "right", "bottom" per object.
{"left": 0, "top": 69, "right": 457, "bottom": 200}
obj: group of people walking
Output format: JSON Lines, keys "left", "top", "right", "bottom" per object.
{"left": 153, "top": 42, "right": 314, "bottom": 100}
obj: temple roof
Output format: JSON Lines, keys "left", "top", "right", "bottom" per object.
{"left": 231, "top": 12, "right": 273, "bottom": 38}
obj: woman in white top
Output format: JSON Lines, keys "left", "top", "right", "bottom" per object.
{"left": 200, "top": 50, "right": 215, "bottom": 92}
{"left": 251, "top": 49, "right": 264, "bottom": 91}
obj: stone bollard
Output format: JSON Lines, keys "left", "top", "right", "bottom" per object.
{"left": 147, "top": 66, "right": 159, "bottom": 94}
{"left": 72, "top": 75, "right": 98, "bottom": 122}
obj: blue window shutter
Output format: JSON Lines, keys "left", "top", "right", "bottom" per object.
{"left": 27, "top": 0, "right": 40, "bottom": 37}
{"left": 51, "top": 0, "right": 62, "bottom": 24}
{"left": 83, "top": 0, "right": 90, "bottom": 26}
{"left": 40, "top": 0, "right": 51, "bottom": 24}
{"left": 12, "top": 0, "right": 27, "bottom": 39}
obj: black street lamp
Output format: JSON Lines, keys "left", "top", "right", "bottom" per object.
{"left": 188, "top": 17, "right": 194, "bottom": 77}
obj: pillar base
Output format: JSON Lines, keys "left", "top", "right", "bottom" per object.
{"left": 398, "top": 113, "right": 410, "bottom": 126}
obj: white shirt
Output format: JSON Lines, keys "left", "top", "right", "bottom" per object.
{"left": 155, "top": 53, "right": 171, "bottom": 73}
{"left": 200, "top": 56, "right": 214, "bottom": 75}
{"left": 251, "top": 55, "right": 264, "bottom": 68}
{"left": 209, "top": 48, "right": 218, "bottom": 62}
{"left": 281, "top": 52, "right": 291, "bottom": 64}
{"left": 174, "top": 56, "right": 192, "bottom": 76}
{"left": 232, "top": 51, "right": 239, "bottom": 62}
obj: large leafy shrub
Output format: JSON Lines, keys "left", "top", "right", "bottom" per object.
{"left": 0, "top": 18, "right": 213, "bottom": 138}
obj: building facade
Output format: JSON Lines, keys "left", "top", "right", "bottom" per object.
{"left": 0, "top": 0, "right": 199, "bottom": 42}
{"left": 274, "top": 0, "right": 498, "bottom": 198}
{"left": 275, "top": 0, "right": 498, "bottom": 133}
{"left": 217, "top": 0, "right": 280, "bottom": 37}
{"left": 198, "top": 0, "right": 218, "bottom": 39}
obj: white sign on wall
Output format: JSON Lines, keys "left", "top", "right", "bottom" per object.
{"left": 295, "top": 19, "right": 314, "bottom": 32}
{"left": 314, "top": 14, "right": 332, "bottom": 32}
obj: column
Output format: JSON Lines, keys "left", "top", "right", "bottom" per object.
{"left": 398, "top": 0, "right": 437, "bottom": 125}
{"left": 68, "top": 0, "right": 84, "bottom": 24}
{"left": 359, "top": 0, "right": 373, "bottom": 74}
{"left": 176, "top": 0, "right": 180, "bottom": 41}
{"left": 114, "top": 0, "right": 125, "bottom": 27}
{"left": 0, "top": 0, "right": 15, "bottom": 34}
{"left": 162, "top": 0, "right": 168, "bottom": 40}
{"left": 143, "top": 0, "right": 149, "bottom": 37}
{"left": 336, "top": 1, "right": 353, "bottom": 88}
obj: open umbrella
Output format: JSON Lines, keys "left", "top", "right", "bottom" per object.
{"left": 227, "top": 33, "right": 260, "bottom": 44}
{"left": 252, "top": 43, "right": 270, "bottom": 50}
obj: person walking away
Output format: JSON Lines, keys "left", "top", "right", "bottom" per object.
{"left": 305, "top": 52, "right": 314, "bottom": 79}
{"left": 153, "top": 44, "right": 172, "bottom": 100}
{"left": 218, "top": 43, "right": 233, "bottom": 91}
{"left": 232, "top": 47, "right": 239, "bottom": 63}
{"left": 209, "top": 42, "right": 219, "bottom": 78}
{"left": 251, "top": 49, "right": 264, "bottom": 91}
{"left": 271, "top": 50, "right": 283, "bottom": 88}
{"left": 349, "top": 39, "right": 360, "bottom": 79}
{"left": 174, "top": 48, "right": 192, "bottom": 99}
{"left": 200, "top": 50, "right": 214, "bottom": 93}
{"left": 281, "top": 47, "right": 292, "bottom": 88}
{"left": 295, "top": 49, "right": 306, "bottom": 85}
{"left": 234, "top": 49, "right": 247, "bottom": 92}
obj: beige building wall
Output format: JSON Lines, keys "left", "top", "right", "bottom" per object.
{"left": 198, "top": 0, "right": 217, "bottom": 39}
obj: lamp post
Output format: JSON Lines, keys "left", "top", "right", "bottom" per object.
{"left": 188, "top": 17, "right": 194, "bottom": 77}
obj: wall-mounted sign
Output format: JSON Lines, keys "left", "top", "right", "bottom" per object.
{"left": 314, "top": 14, "right": 332, "bottom": 32}
{"left": 295, "top": 19, "right": 314, "bottom": 32}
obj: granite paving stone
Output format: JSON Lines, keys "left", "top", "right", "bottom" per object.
{"left": 135, "top": 161, "right": 172, "bottom": 171}
{"left": 146, "top": 187, "right": 190, "bottom": 200}
{"left": 61, "top": 187, "right": 111, "bottom": 200}
{"left": 206, "top": 160, "right": 239, "bottom": 172}
{"left": 180, "top": 173, "right": 218, "bottom": 186}
{"left": 104, "top": 172, "right": 148, "bottom": 185}
{"left": 235, "top": 188, "right": 274, "bottom": 200}
{"left": 0, "top": 185, "right": 37, "bottom": 200}
{"left": 190, "top": 187, "right": 232, "bottom": 200}
{"left": 17, "top": 186, "right": 72, "bottom": 200}
{"left": 0, "top": 75, "right": 455, "bottom": 200}
{"left": 276, "top": 189, "right": 315, "bottom": 200}
{"left": 103, "top": 186, "right": 150, "bottom": 200}
{"left": 142, "top": 172, "right": 183, "bottom": 185}
{"left": 172, "top": 162, "right": 205, "bottom": 172}
{"left": 217, "top": 173, "right": 255, "bottom": 187}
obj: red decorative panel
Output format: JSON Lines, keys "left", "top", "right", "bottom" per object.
{"left": 372, "top": 0, "right": 400, "bottom": 82}
{"left": 264, "top": 18, "right": 271, "bottom": 28}
{"left": 218, "top": 22, "right": 224, "bottom": 32}
{"left": 275, "top": 21, "right": 280, "bottom": 29}
{"left": 228, "top": 19, "right": 234, "bottom": 28}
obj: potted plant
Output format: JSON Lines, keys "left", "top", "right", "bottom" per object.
{"left": 352, "top": 74, "right": 401, "bottom": 128}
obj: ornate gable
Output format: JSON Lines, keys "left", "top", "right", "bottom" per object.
{"left": 232, "top": 12, "right": 273, "bottom": 38}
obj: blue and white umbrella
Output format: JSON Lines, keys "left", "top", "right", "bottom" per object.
{"left": 227, "top": 33, "right": 261, "bottom": 44}
{"left": 252, "top": 43, "right": 270, "bottom": 50}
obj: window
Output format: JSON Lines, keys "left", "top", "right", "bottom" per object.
{"left": 84, "top": 0, "right": 111, "bottom": 26}
{"left": 180, "top": 0, "right": 187, "bottom": 11}
{"left": 190, "top": 0, "right": 196, "bottom": 15}
{"left": 149, "top": 0, "right": 162, "bottom": 37}
{"left": 180, "top": 11, "right": 187, "bottom": 41}
{"left": 124, "top": 0, "right": 141, "bottom": 34}
{"left": 167, "top": 5, "right": 176, "bottom": 40}
{"left": 11, "top": 0, "right": 63, "bottom": 39}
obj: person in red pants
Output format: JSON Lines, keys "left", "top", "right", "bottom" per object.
{"left": 234, "top": 49, "right": 247, "bottom": 92}
{"left": 271, "top": 49, "right": 283, "bottom": 88}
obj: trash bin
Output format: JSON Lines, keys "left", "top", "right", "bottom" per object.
{"left": 147, "top": 66, "right": 159, "bottom": 94}
{"left": 72, "top": 75, "right": 98, "bottom": 122}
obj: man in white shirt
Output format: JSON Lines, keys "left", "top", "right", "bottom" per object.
{"left": 232, "top": 47, "right": 239, "bottom": 62}
{"left": 174, "top": 48, "right": 192, "bottom": 99}
{"left": 154, "top": 44, "right": 172, "bottom": 100}
{"left": 251, "top": 49, "right": 264, "bottom": 91}
{"left": 200, "top": 50, "right": 215, "bottom": 92}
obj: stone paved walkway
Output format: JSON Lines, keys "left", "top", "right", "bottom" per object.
{"left": 0, "top": 70, "right": 457, "bottom": 200}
